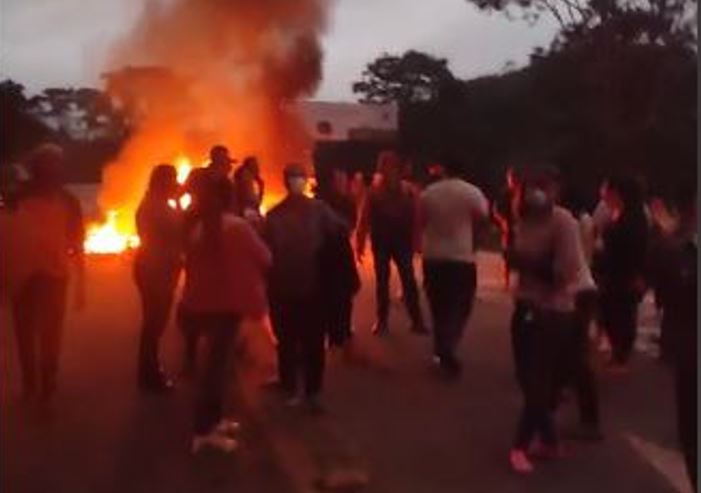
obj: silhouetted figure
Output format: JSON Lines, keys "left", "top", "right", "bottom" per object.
{"left": 264, "top": 164, "right": 344, "bottom": 412}
{"left": 177, "top": 167, "right": 210, "bottom": 377}
{"left": 319, "top": 168, "right": 360, "bottom": 348}
{"left": 207, "top": 144, "right": 236, "bottom": 181}
{"left": 557, "top": 181, "right": 602, "bottom": 439}
{"left": 134, "top": 164, "right": 182, "bottom": 392}
{"left": 4, "top": 143, "right": 85, "bottom": 408}
{"left": 356, "top": 151, "right": 427, "bottom": 336}
{"left": 492, "top": 166, "right": 520, "bottom": 290}
{"left": 233, "top": 156, "right": 265, "bottom": 220}
{"left": 419, "top": 158, "right": 488, "bottom": 377}
{"left": 182, "top": 175, "right": 271, "bottom": 453}
{"left": 598, "top": 175, "right": 648, "bottom": 371}
{"left": 507, "top": 167, "right": 586, "bottom": 474}
{"left": 656, "top": 184, "right": 697, "bottom": 490}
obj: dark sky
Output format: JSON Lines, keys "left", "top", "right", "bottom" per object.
{"left": 1, "top": 0, "right": 557, "bottom": 100}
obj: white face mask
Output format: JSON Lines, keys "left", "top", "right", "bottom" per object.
{"left": 525, "top": 188, "right": 548, "bottom": 208}
{"left": 287, "top": 176, "right": 307, "bottom": 195}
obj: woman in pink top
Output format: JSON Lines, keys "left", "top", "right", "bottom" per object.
{"left": 181, "top": 174, "right": 271, "bottom": 454}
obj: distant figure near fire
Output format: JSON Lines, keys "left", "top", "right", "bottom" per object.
{"left": 233, "top": 156, "right": 265, "bottom": 215}
{"left": 1, "top": 143, "right": 85, "bottom": 410}
{"left": 134, "top": 164, "right": 182, "bottom": 392}
{"left": 356, "top": 150, "right": 427, "bottom": 337}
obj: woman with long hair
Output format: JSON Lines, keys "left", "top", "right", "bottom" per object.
{"left": 134, "top": 164, "right": 182, "bottom": 392}
{"left": 182, "top": 173, "right": 271, "bottom": 453}
{"left": 598, "top": 175, "right": 649, "bottom": 372}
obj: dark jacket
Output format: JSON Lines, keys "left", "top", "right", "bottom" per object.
{"left": 264, "top": 195, "right": 345, "bottom": 300}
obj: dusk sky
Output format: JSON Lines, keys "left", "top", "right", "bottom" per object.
{"left": 1, "top": 0, "right": 557, "bottom": 100}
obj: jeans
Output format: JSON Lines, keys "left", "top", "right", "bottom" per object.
{"left": 269, "top": 295, "right": 326, "bottom": 397}
{"left": 192, "top": 312, "right": 240, "bottom": 435}
{"left": 134, "top": 261, "right": 179, "bottom": 384}
{"left": 177, "top": 302, "right": 201, "bottom": 375}
{"left": 511, "top": 300, "right": 534, "bottom": 392}
{"left": 599, "top": 288, "right": 639, "bottom": 364}
{"left": 325, "top": 294, "right": 354, "bottom": 347}
{"left": 513, "top": 308, "right": 575, "bottom": 450}
{"left": 423, "top": 260, "right": 477, "bottom": 362}
{"left": 569, "top": 290, "right": 600, "bottom": 426}
{"left": 372, "top": 244, "right": 422, "bottom": 327}
{"left": 11, "top": 275, "right": 68, "bottom": 398}
{"left": 677, "top": 359, "right": 697, "bottom": 490}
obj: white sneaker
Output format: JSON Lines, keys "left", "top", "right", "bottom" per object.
{"left": 509, "top": 449, "right": 534, "bottom": 474}
{"left": 191, "top": 432, "right": 238, "bottom": 454}
{"left": 214, "top": 419, "right": 241, "bottom": 436}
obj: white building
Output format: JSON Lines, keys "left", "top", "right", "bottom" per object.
{"left": 298, "top": 101, "right": 398, "bottom": 142}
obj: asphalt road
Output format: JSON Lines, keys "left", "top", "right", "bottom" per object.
{"left": 0, "top": 252, "right": 693, "bottom": 493}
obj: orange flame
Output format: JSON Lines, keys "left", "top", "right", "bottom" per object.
{"left": 84, "top": 210, "right": 140, "bottom": 255}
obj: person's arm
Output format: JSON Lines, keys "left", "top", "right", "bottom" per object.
{"left": 65, "top": 192, "right": 86, "bottom": 310}
{"left": 471, "top": 187, "right": 490, "bottom": 250}
{"left": 355, "top": 193, "right": 371, "bottom": 263}
{"left": 553, "top": 213, "right": 585, "bottom": 291}
{"left": 413, "top": 188, "right": 424, "bottom": 255}
{"left": 240, "top": 220, "right": 272, "bottom": 271}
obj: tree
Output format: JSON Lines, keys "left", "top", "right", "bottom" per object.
{"left": 352, "top": 51, "right": 456, "bottom": 105}
{"left": 466, "top": 0, "right": 697, "bottom": 51}
{"left": 0, "top": 80, "right": 54, "bottom": 163}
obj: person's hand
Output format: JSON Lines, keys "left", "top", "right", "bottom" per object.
{"left": 356, "top": 249, "right": 365, "bottom": 265}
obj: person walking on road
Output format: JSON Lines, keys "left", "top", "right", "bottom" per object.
{"left": 418, "top": 158, "right": 488, "bottom": 377}
{"left": 597, "top": 175, "right": 648, "bottom": 372}
{"left": 318, "top": 168, "right": 360, "bottom": 349}
{"left": 182, "top": 174, "right": 271, "bottom": 453}
{"left": 0, "top": 143, "right": 85, "bottom": 410}
{"left": 356, "top": 151, "right": 427, "bottom": 336}
{"left": 133, "top": 164, "right": 182, "bottom": 392}
{"left": 264, "top": 164, "right": 346, "bottom": 412}
{"left": 655, "top": 183, "right": 697, "bottom": 490}
{"left": 506, "top": 167, "right": 587, "bottom": 474}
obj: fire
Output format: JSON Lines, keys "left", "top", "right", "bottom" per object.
{"left": 84, "top": 210, "right": 140, "bottom": 255}
{"left": 175, "top": 155, "right": 194, "bottom": 184}
{"left": 86, "top": 155, "right": 198, "bottom": 254}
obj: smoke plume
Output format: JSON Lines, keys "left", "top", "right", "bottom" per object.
{"left": 99, "top": 0, "right": 328, "bottom": 229}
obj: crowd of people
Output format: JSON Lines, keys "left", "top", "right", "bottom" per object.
{"left": 0, "top": 142, "right": 696, "bottom": 487}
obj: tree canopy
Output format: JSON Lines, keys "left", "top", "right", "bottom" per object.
{"left": 352, "top": 51, "right": 456, "bottom": 105}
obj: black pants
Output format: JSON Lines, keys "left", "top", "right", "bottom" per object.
{"left": 325, "top": 294, "right": 354, "bottom": 347}
{"left": 511, "top": 300, "right": 534, "bottom": 392}
{"left": 134, "top": 262, "right": 178, "bottom": 384}
{"left": 269, "top": 295, "right": 325, "bottom": 397}
{"left": 599, "top": 288, "right": 639, "bottom": 364}
{"left": 177, "top": 303, "right": 201, "bottom": 375}
{"left": 373, "top": 244, "right": 422, "bottom": 326}
{"left": 562, "top": 290, "right": 600, "bottom": 426}
{"left": 191, "top": 312, "right": 240, "bottom": 435}
{"left": 677, "top": 362, "right": 697, "bottom": 490}
{"left": 11, "top": 275, "right": 68, "bottom": 398}
{"left": 423, "top": 260, "right": 477, "bottom": 362}
{"left": 513, "top": 308, "right": 575, "bottom": 450}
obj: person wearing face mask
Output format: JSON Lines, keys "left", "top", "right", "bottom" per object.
{"left": 506, "top": 166, "right": 587, "bottom": 474}
{"left": 134, "top": 164, "right": 183, "bottom": 392}
{"left": 263, "top": 164, "right": 346, "bottom": 412}
{"left": 1, "top": 143, "right": 85, "bottom": 410}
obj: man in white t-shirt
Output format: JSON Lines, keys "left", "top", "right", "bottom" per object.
{"left": 419, "top": 158, "right": 489, "bottom": 376}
